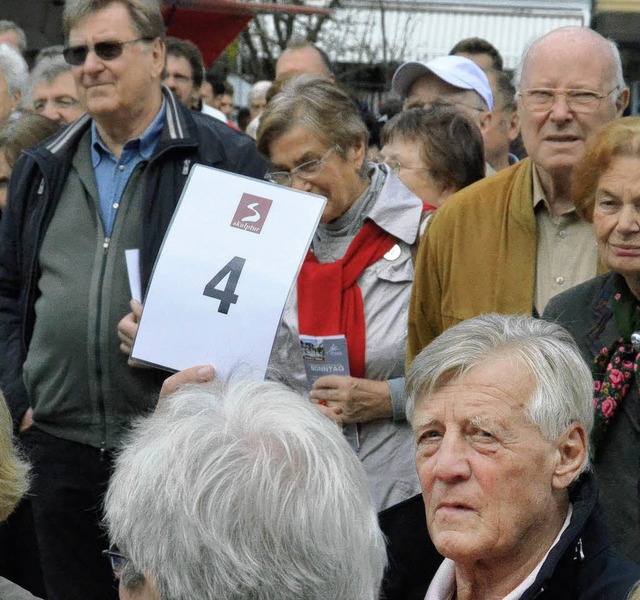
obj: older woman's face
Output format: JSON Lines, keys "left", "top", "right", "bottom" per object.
{"left": 268, "top": 125, "right": 366, "bottom": 224}
{"left": 593, "top": 156, "right": 640, "bottom": 278}
{"left": 380, "top": 137, "right": 452, "bottom": 207}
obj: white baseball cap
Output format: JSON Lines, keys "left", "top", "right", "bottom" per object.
{"left": 392, "top": 55, "right": 494, "bottom": 111}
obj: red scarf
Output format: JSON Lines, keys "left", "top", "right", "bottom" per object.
{"left": 297, "top": 220, "right": 397, "bottom": 378}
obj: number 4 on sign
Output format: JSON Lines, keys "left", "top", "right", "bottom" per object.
{"left": 203, "top": 256, "right": 246, "bottom": 314}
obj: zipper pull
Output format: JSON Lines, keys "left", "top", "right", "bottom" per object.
{"left": 182, "top": 159, "right": 190, "bottom": 175}
{"left": 103, "top": 237, "right": 111, "bottom": 252}
{"left": 573, "top": 538, "right": 585, "bottom": 561}
{"left": 37, "top": 178, "right": 45, "bottom": 195}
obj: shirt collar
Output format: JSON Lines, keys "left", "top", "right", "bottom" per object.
{"left": 425, "top": 505, "right": 573, "bottom": 600}
{"left": 90, "top": 97, "right": 166, "bottom": 166}
{"left": 531, "top": 163, "right": 576, "bottom": 216}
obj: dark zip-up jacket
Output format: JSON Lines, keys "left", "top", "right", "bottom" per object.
{"left": 379, "top": 471, "right": 640, "bottom": 600}
{"left": 0, "top": 88, "right": 268, "bottom": 430}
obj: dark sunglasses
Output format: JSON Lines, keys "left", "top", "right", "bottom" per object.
{"left": 63, "top": 37, "right": 153, "bottom": 66}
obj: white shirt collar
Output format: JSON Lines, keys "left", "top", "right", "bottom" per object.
{"left": 424, "top": 506, "right": 573, "bottom": 600}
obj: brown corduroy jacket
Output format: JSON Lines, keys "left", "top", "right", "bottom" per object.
{"left": 407, "top": 158, "right": 605, "bottom": 367}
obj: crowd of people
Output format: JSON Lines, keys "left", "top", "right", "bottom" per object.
{"left": 0, "top": 1, "right": 639, "bottom": 599}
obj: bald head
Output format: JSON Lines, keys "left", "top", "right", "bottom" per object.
{"left": 515, "top": 27, "right": 624, "bottom": 92}
{"left": 275, "top": 44, "right": 334, "bottom": 82}
{"left": 515, "top": 26, "right": 629, "bottom": 187}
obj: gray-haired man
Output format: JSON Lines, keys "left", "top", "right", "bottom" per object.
{"left": 382, "top": 314, "right": 640, "bottom": 600}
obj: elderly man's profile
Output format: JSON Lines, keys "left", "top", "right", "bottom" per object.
{"left": 382, "top": 314, "right": 640, "bottom": 600}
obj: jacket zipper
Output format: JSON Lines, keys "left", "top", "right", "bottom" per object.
{"left": 95, "top": 235, "right": 111, "bottom": 458}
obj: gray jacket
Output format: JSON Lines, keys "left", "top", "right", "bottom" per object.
{"left": 268, "top": 164, "right": 423, "bottom": 511}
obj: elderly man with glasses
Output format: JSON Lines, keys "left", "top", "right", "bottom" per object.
{"left": 407, "top": 26, "right": 630, "bottom": 363}
{"left": 0, "top": 1, "right": 266, "bottom": 599}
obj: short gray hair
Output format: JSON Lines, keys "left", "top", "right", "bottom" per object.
{"left": 406, "top": 314, "right": 593, "bottom": 466}
{"left": 105, "top": 379, "right": 386, "bottom": 600}
{"left": 513, "top": 26, "right": 626, "bottom": 94}
{"left": 0, "top": 21, "right": 27, "bottom": 54}
{"left": 27, "top": 53, "right": 73, "bottom": 106}
{"left": 0, "top": 43, "right": 28, "bottom": 102}
{"left": 63, "top": 0, "right": 165, "bottom": 39}
{"left": 248, "top": 79, "right": 272, "bottom": 104}
{"left": 257, "top": 74, "right": 368, "bottom": 160}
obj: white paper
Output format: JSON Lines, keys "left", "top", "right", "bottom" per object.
{"left": 125, "top": 249, "right": 141, "bottom": 302}
{"left": 131, "top": 165, "right": 326, "bottom": 378}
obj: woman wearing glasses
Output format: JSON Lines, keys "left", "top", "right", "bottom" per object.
{"left": 258, "top": 75, "right": 423, "bottom": 511}
{"left": 379, "top": 105, "right": 485, "bottom": 214}
{"left": 543, "top": 116, "right": 640, "bottom": 562}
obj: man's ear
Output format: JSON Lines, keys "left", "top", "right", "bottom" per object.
{"left": 615, "top": 87, "right": 630, "bottom": 117}
{"left": 150, "top": 37, "right": 165, "bottom": 81}
{"left": 552, "top": 422, "right": 588, "bottom": 491}
{"left": 478, "top": 110, "right": 492, "bottom": 136}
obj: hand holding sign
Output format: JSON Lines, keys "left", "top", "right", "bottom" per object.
{"left": 131, "top": 165, "right": 325, "bottom": 378}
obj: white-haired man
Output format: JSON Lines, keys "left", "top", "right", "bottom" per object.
{"left": 105, "top": 378, "right": 386, "bottom": 600}
{"left": 0, "top": 44, "right": 28, "bottom": 123}
{"left": 407, "top": 27, "right": 630, "bottom": 363}
{"left": 381, "top": 314, "right": 640, "bottom": 600}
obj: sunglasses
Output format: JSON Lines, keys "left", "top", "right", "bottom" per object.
{"left": 63, "top": 37, "right": 153, "bottom": 66}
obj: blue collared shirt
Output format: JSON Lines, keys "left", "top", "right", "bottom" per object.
{"left": 90, "top": 99, "right": 166, "bottom": 235}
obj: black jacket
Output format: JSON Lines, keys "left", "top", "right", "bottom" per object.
{"left": 0, "top": 88, "right": 268, "bottom": 427}
{"left": 379, "top": 471, "right": 640, "bottom": 600}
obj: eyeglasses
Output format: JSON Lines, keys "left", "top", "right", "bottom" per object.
{"left": 384, "top": 159, "right": 429, "bottom": 177}
{"left": 265, "top": 147, "right": 334, "bottom": 186}
{"left": 63, "top": 37, "right": 153, "bottom": 66}
{"left": 517, "top": 86, "right": 619, "bottom": 114}
{"left": 102, "top": 544, "right": 127, "bottom": 579}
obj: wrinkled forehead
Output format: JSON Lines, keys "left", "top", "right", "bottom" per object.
{"left": 414, "top": 355, "right": 537, "bottom": 416}
{"left": 521, "top": 33, "right": 613, "bottom": 87}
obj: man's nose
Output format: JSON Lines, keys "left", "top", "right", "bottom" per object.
{"left": 432, "top": 432, "right": 471, "bottom": 483}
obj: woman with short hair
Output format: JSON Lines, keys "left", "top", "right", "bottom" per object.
{"left": 379, "top": 105, "right": 485, "bottom": 212}
{"left": 258, "top": 75, "right": 423, "bottom": 511}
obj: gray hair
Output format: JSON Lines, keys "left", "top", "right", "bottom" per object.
{"left": 105, "top": 379, "right": 386, "bottom": 600}
{"left": 63, "top": 0, "right": 165, "bottom": 39}
{"left": 513, "top": 26, "right": 626, "bottom": 95}
{"left": 27, "top": 53, "right": 73, "bottom": 106}
{"left": 248, "top": 80, "right": 272, "bottom": 104}
{"left": 257, "top": 74, "right": 368, "bottom": 160}
{"left": 0, "top": 21, "right": 27, "bottom": 54}
{"left": 0, "top": 43, "right": 28, "bottom": 103}
{"left": 406, "top": 314, "right": 593, "bottom": 471}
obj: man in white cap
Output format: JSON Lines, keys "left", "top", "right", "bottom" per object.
{"left": 406, "top": 27, "right": 629, "bottom": 365}
{"left": 392, "top": 55, "right": 494, "bottom": 173}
